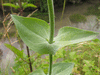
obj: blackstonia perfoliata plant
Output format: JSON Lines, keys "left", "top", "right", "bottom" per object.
{"left": 5, "top": 0, "right": 98, "bottom": 75}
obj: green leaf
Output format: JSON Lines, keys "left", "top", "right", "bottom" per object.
{"left": 4, "top": 43, "right": 25, "bottom": 58}
{"left": 28, "top": 69, "right": 45, "bottom": 75}
{"left": 3, "top": 3, "right": 20, "bottom": 9}
{"left": 11, "top": 15, "right": 98, "bottom": 55}
{"left": 11, "top": 15, "right": 58, "bottom": 54}
{"left": 54, "top": 27, "right": 98, "bottom": 48}
{"left": 51, "top": 63, "right": 74, "bottom": 75}
{"left": 22, "top": 3, "right": 37, "bottom": 10}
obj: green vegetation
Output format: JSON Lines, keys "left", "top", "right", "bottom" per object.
{"left": 31, "top": 11, "right": 49, "bottom": 22}
{"left": 8, "top": 32, "right": 15, "bottom": 37}
{"left": 4, "top": 1, "right": 98, "bottom": 75}
{"left": 23, "top": 11, "right": 49, "bottom": 22}
{"left": 84, "top": 3, "right": 100, "bottom": 16}
{"left": 40, "top": 0, "right": 48, "bottom": 12}
{"left": 2, "top": 2, "right": 37, "bottom": 14}
{"left": 3, "top": 2, "right": 37, "bottom": 10}
{"left": 1, "top": 39, "right": 100, "bottom": 75}
{"left": 0, "top": 0, "right": 99, "bottom": 75}
{"left": 63, "top": 39, "right": 100, "bottom": 75}
{"left": 69, "top": 14, "right": 87, "bottom": 23}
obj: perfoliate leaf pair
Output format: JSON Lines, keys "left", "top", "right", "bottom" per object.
{"left": 4, "top": 15, "right": 98, "bottom": 75}
{"left": 10, "top": 15, "right": 98, "bottom": 55}
{"left": 28, "top": 63, "right": 74, "bottom": 75}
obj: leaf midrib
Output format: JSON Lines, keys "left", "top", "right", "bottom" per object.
{"left": 13, "top": 17, "right": 48, "bottom": 42}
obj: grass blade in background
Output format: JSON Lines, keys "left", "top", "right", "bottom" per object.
{"left": 3, "top": 3, "right": 19, "bottom": 9}
{"left": 22, "top": 3, "right": 37, "bottom": 10}
{"left": 4, "top": 43, "right": 25, "bottom": 59}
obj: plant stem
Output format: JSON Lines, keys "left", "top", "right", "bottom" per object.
{"left": 47, "top": 0, "right": 55, "bottom": 44}
{"left": 49, "top": 54, "right": 53, "bottom": 75}
{"left": 9, "top": 0, "right": 13, "bottom": 13}
{"left": 17, "top": 35, "right": 22, "bottom": 50}
{"left": 47, "top": 0, "right": 55, "bottom": 75}
{"left": 18, "top": 0, "right": 23, "bottom": 50}
{"left": 26, "top": 46, "right": 33, "bottom": 72}
{"left": 61, "top": 0, "right": 66, "bottom": 20}
{"left": 18, "top": 0, "right": 23, "bottom": 16}
{"left": 1, "top": 0, "right": 5, "bottom": 17}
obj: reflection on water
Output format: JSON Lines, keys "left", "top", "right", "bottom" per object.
{"left": 0, "top": 2, "right": 100, "bottom": 74}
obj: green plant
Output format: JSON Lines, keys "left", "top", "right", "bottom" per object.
{"left": 69, "top": 14, "right": 87, "bottom": 23}
{"left": 3, "top": 2, "right": 37, "bottom": 9}
{"left": 4, "top": 0, "right": 98, "bottom": 75}
{"left": 40, "top": 0, "right": 48, "bottom": 12}
{"left": 0, "top": 68, "right": 1, "bottom": 74}
{"left": 83, "top": 60, "right": 99, "bottom": 75}
{"left": 59, "top": 39, "right": 100, "bottom": 75}
{"left": 84, "top": 3, "right": 100, "bottom": 16}
{"left": 31, "top": 11, "right": 49, "bottom": 22}
{"left": 2, "top": 2, "right": 37, "bottom": 13}
{"left": 61, "top": 0, "right": 66, "bottom": 20}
